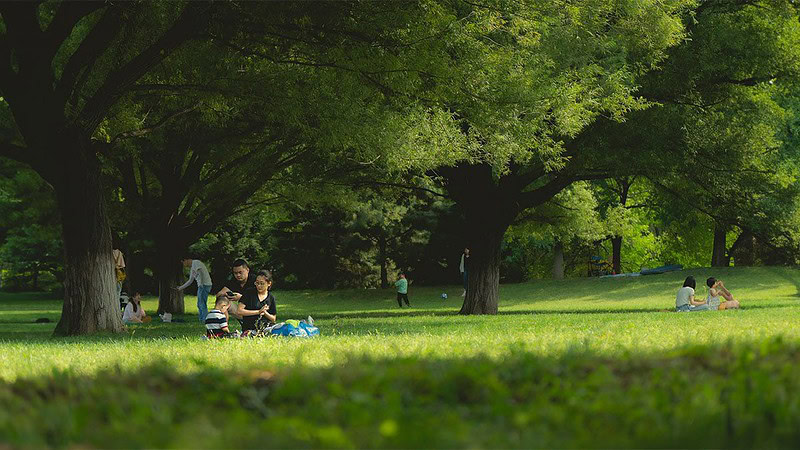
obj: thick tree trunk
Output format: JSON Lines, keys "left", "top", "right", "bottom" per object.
{"left": 729, "top": 230, "right": 754, "bottom": 266}
{"left": 711, "top": 225, "right": 728, "bottom": 267}
{"left": 158, "top": 270, "right": 185, "bottom": 314}
{"left": 155, "top": 237, "right": 185, "bottom": 314}
{"left": 378, "top": 235, "right": 388, "bottom": 289}
{"left": 611, "top": 236, "right": 622, "bottom": 274}
{"left": 552, "top": 240, "right": 565, "bottom": 279}
{"left": 459, "top": 226, "right": 505, "bottom": 315}
{"left": 53, "top": 149, "right": 125, "bottom": 336}
{"left": 441, "top": 163, "right": 522, "bottom": 315}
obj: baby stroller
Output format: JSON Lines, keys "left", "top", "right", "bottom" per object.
{"left": 119, "top": 292, "right": 129, "bottom": 312}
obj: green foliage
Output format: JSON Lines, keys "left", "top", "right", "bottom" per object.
{"left": 266, "top": 188, "right": 452, "bottom": 289}
{"left": 576, "top": 1, "right": 800, "bottom": 270}
{"left": 0, "top": 161, "right": 61, "bottom": 291}
{"left": 504, "top": 183, "right": 607, "bottom": 279}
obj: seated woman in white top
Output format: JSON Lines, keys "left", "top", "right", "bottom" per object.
{"left": 705, "top": 277, "right": 741, "bottom": 310}
{"left": 122, "top": 292, "right": 148, "bottom": 323}
{"left": 675, "top": 276, "right": 709, "bottom": 312}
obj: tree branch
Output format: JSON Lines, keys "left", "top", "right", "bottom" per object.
{"left": 110, "top": 102, "right": 202, "bottom": 144}
{"left": 54, "top": 5, "right": 125, "bottom": 113}
{"left": 0, "top": 141, "right": 31, "bottom": 165}
{"left": 43, "top": 2, "right": 107, "bottom": 62}
{"left": 516, "top": 173, "right": 576, "bottom": 210}
{"left": 350, "top": 180, "right": 449, "bottom": 198}
{"left": 78, "top": 2, "right": 210, "bottom": 134}
{"left": 0, "top": 36, "right": 19, "bottom": 97}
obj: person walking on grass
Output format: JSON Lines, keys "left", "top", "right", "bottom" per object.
{"left": 460, "top": 247, "right": 470, "bottom": 297}
{"left": 176, "top": 257, "right": 213, "bottom": 323}
{"left": 395, "top": 272, "right": 410, "bottom": 308}
{"left": 675, "top": 276, "right": 709, "bottom": 312}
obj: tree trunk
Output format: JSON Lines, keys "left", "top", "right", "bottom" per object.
{"left": 124, "top": 251, "right": 143, "bottom": 294}
{"left": 440, "top": 163, "right": 522, "bottom": 315}
{"left": 711, "top": 225, "right": 728, "bottom": 267}
{"left": 158, "top": 269, "right": 185, "bottom": 314}
{"left": 610, "top": 177, "right": 631, "bottom": 275}
{"left": 155, "top": 237, "right": 185, "bottom": 314}
{"left": 378, "top": 234, "right": 389, "bottom": 289}
{"left": 552, "top": 240, "right": 565, "bottom": 279}
{"left": 729, "top": 230, "right": 755, "bottom": 266}
{"left": 611, "top": 236, "right": 622, "bottom": 274}
{"left": 460, "top": 226, "right": 505, "bottom": 315}
{"left": 53, "top": 149, "right": 125, "bottom": 336}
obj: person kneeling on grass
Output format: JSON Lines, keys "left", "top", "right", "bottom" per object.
{"left": 122, "top": 292, "right": 151, "bottom": 323}
{"left": 706, "top": 277, "right": 741, "bottom": 310}
{"left": 205, "top": 297, "right": 233, "bottom": 338}
{"left": 675, "top": 276, "right": 709, "bottom": 312}
{"left": 238, "top": 270, "right": 277, "bottom": 336}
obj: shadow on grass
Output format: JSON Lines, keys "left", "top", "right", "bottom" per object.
{"left": 307, "top": 302, "right": 796, "bottom": 321}
{"left": 764, "top": 266, "right": 800, "bottom": 297}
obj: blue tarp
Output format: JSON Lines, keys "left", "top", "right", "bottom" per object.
{"left": 270, "top": 321, "right": 319, "bottom": 337}
{"left": 639, "top": 264, "right": 683, "bottom": 275}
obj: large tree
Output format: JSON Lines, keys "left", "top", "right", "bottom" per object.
{"left": 425, "top": 0, "right": 691, "bottom": 313}
{"left": 0, "top": 2, "right": 213, "bottom": 334}
{"left": 587, "top": 0, "right": 800, "bottom": 268}
{"left": 434, "top": 0, "right": 800, "bottom": 312}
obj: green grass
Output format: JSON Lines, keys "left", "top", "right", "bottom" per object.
{"left": 2, "top": 266, "right": 800, "bottom": 448}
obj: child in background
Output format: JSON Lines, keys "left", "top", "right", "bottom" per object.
{"left": 205, "top": 297, "right": 232, "bottom": 338}
{"left": 395, "top": 272, "right": 410, "bottom": 308}
{"left": 122, "top": 292, "right": 150, "bottom": 323}
{"left": 706, "top": 277, "right": 741, "bottom": 310}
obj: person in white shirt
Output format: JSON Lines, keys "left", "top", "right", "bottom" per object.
{"left": 122, "top": 292, "right": 148, "bottom": 323}
{"left": 459, "top": 247, "right": 470, "bottom": 297}
{"left": 675, "top": 276, "right": 709, "bottom": 312}
{"left": 176, "top": 257, "right": 213, "bottom": 323}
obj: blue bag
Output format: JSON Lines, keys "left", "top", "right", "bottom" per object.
{"left": 270, "top": 321, "right": 319, "bottom": 337}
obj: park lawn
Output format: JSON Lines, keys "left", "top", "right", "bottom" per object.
{"left": 1, "top": 266, "right": 800, "bottom": 448}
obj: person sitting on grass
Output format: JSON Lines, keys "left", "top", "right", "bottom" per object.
{"left": 216, "top": 258, "right": 256, "bottom": 326}
{"left": 205, "top": 297, "right": 232, "bottom": 338}
{"left": 675, "top": 276, "right": 709, "bottom": 312}
{"left": 122, "top": 292, "right": 151, "bottom": 323}
{"left": 238, "top": 270, "right": 277, "bottom": 335}
{"left": 706, "top": 277, "right": 741, "bottom": 310}
{"left": 395, "top": 272, "right": 410, "bottom": 308}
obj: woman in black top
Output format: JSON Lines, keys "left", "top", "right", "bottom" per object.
{"left": 238, "top": 269, "right": 277, "bottom": 332}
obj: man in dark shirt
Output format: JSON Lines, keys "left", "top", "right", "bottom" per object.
{"left": 215, "top": 258, "right": 256, "bottom": 323}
